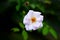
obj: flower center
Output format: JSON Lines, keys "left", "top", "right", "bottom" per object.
{"left": 31, "top": 17, "right": 36, "bottom": 23}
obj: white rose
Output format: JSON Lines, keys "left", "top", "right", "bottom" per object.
{"left": 23, "top": 10, "right": 43, "bottom": 31}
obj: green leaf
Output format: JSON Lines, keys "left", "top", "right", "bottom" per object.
{"left": 16, "top": 5, "right": 20, "bottom": 11}
{"left": 16, "top": 0, "right": 21, "bottom": 11}
{"left": 19, "top": 22, "right": 24, "bottom": 29}
{"left": 49, "top": 28, "right": 58, "bottom": 39}
{"left": 22, "top": 30, "right": 28, "bottom": 40}
{"left": 30, "top": 4, "right": 36, "bottom": 9}
{"left": 42, "top": 26, "right": 49, "bottom": 35}
{"left": 22, "top": 11, "right": 26, "bottom": 15}
{"left": 42, "top": 22, "right": 49, "bottom": 35}
{"left": 11, "top": 27, "right": 20, "bottom": 32}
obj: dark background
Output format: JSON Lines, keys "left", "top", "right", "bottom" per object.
{"left": 0, "top": 0, "right": 60, "bottom": 40}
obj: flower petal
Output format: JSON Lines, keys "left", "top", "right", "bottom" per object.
{"left": 28, "top": 25, "right": 33, "bottom": 30}
{"left": 33, "top": 11, "right": 41, "bottom": 15}
{"left": 23, "top": 15, "right": 30, "bottom": 25}
{"left": 27, "top": 10, "right": 34, "bottom": 17}
{"left": 25, "top": 24, "right": 33, "bottom": 31}
{"left": 32, "top": 22, "right": 43, "bottom": 30}
{"left": 25, "top": 25, "right": 29, "bottom": 30}
{"left": 39, "top": 22, "right": 43, "bottom": 28}
{"left": 36, "top": 15, "right": 43, "bottom": 22}
{"left": 33, "top": 22, "right": 40, "bottom": 27}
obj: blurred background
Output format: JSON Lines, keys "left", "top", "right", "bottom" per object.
{"left": 0, "top": 0, "right": 60, "bottom": 40}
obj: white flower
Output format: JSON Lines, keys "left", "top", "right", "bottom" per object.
{"left": 23, "top": 10, "right": 43, "bottom": 31}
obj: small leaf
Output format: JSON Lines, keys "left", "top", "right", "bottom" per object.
{"left": 19, "top": 22, "right": 24, "bottom": 29}
{"left": 16, "top": 0, "right": 21, "bottom": 11}
{"left": 42, "top": 26, "right": 49, "bottom": 35}
{"left": 49, "top": 28, "right": 58, "bottom": 39}
{"left": 22, "top": 30, "right": 28, "bottom": 40}
{"left": 11, "top": 27, "right": 20, "bottom": 32}
{"left": 22, "top": 11, "right": 26, "bottom": 15}
{"left": 30, "top": 4, "right": 36, "bottom": 9}
{"left": 16, "top": 5, "right": 20, "bottom": 11}
{"left": 42, "top": 22, "right": 49, "bottom": 35}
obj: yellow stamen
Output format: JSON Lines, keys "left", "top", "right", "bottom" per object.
{"left": 31, "top": 17, "right": 36, "bottom": 23}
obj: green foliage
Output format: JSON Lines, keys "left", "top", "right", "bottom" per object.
{"left": 16, "top": 0, "right": 21, "bottom": 11}
{"left": 16, "top": 5, "right": 20, "bottom": 11}
{"left": 36, "top": 4, "right": 45, "bottom": 12}
{"left": 42, "top": 22, "right": 49, "bottom": 35}
{"left": 19, "top": 22, "right": 24, "bottom": 29}
{"left": 42, "top": 26, "right": 49, "bottom": 35}
{"left": 30, "top": 4, "right": 36, "bottom": 9}
{"left": 11, "top": 27, "right": 20, "bottom": 32}
{"left": 49, "top": 28, "right": 58, "bottom": 39}
{"left": 22, "top": 30, "right": 28, "bottom": 40}
{"left": 42, "top": 22, "right": 58, "bottom": 39}
{"left": 44, "top": 0, "right": 51, "bottom": 4}
{"left": 22, "top": 11, "right": 26, "bottom": 15}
